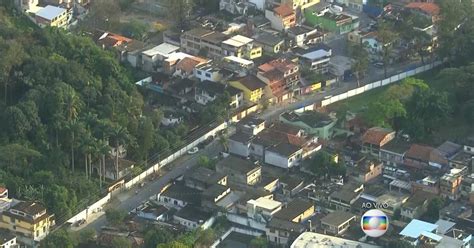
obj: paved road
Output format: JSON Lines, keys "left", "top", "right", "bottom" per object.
{"left": 82, "top": 140, "right": 224, "bottom": 231}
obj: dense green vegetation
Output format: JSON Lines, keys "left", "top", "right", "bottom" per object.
{"left": 308, "top": 151, "right": 346, "bottom": 178}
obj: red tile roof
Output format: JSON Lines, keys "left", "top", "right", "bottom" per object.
{"left": 361, "top": 127, "right": 394, "bottom": 146}
{"left": 405, "top": 144, "right": 434, "bottom": 162}
{"left": 274, "top": 4, "right": 294, "bottom": 17}
{"left": 405, "top": 2, "right": 440, "bottom": 16}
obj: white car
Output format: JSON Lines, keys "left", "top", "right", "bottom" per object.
{"left": 187, "top": 147, "right": 199, "bottom": 155}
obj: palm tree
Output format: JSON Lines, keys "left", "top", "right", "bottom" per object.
{"left": 111, "top": 126, "right": 130, "bottom": 180}
{"left": 63, "top": 85, "right": 83, "bottom": 122}
{"left": 97, "top": 140, "right": 110, "bottom": 188}
{"left": 66, "top": 119, "right": 83, "bottom": 173}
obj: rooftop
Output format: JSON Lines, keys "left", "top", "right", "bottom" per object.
{"left": 35, "top": 5, "right": 67, "bottom": 21}
{"left": 0, "top": 229, "right": 15, "bottom": 245}
{"left": 216, "top": 156, "right": 260, "bottom": 174}
{"left": 161, "top": 183, "right": 201, "bottom": 205}
{"left": 437, "top": 141, "right": 462, "bottom": 159}
{"left": 267, "top": 217, "right": 305, "bottom": 232}
{"left": 229, "top": 131, "right": 253, "bottom": 143}
{"left": 248, "top": 197, "right": 282, "bottom": 211}
{"left": 273, "top": 199, "right": 313, "bottom": 221}
{"left": 405, "top": 2, "right": 440, "bottom": 16}
{"left": 174, "top": 205, "right": 212, "bottom": 222}
{"left": 11, "top": 201, "right": 46, "bottom": 216}
{"left": 361, "top": 127, "right": 394, "bottom": 146}
{"left": 142, "top": 43, "right": 179, "bottom": 57}
{"left": 291, "top": 232, "right": 381, "bottom": 248}
{"left": 281, "top": 111, "right": 334, "bottom": 128}
{"left": 184, "top": 28, "right": 214, "bottom": 37}
{"left": 185, "top": 166, "right": 227, "bottom": 186}
{"left": 321, "top": 211, "right": 355, "bottom": 227}
{"left": 232, "top": 75, "right": 267, "bottom": 91}
{"left": 400, "top": 219, "right": 438, "bottom": 239}
{"left": 273, "top": 4, "right": 294, "bottom": 17}
{"left": 238, "top": 116, "right": 265, "bottom": 128}
{"left": 267, "top": 142, "right": 302, "bottom": 156}
{"left": 254, "top": 31, "right": 284, "bottom": 46}
{"left": 402, "top": 191, "right": 435, "bottom": 209}
{"left": 381, "top": 137, "right": 411, "bottom": 154}
{"left": 196, "top": 80, "right": 242, "bottom": 97}
{"left": 222, "top": 35, "right": 254, "bottom": 47}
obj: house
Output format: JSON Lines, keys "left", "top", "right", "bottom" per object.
{"left": 361, "top": 127, "right": 395, "bottom": 157}
{"left": 264, "top": 142, "right": 304, "bottom": 169}
{"left": 173, "top": 205, "right": 214, "bottom": 230}
{"left": 161, "top": 111, "right": 184, "bottom": 127}
{"left": 461, "top": 173, "right": 474, "bottom": 200}
{"left": 270, "top": 0, "right": 321, "bottom": 10}
{"left": 401, "top": 191, "right": 435, "bottom": 221}
{"left": 228, "top": 131, "right": 254, "bottom": 157}
{"left": 348, "top": 29, "right": 377, "bottom": 44}
{"left": 0, "top": 188, "right": 8, "bottom": 200}
{"left": 99, "top": 157, "right": 135, "bottom": 180}
{"left": 216, "top": 156, "right": 262, "bottom": 186}
{"left": 265, "top": 5, "right": 296, "bottom": 31}
{"left": 180, "top": 28, "right": 228, "bottom": 58}
{"left": 439, "top": 202, "right": 472, "bottom": 221}
{"left": 136, "top": 204, "right": 169, "bottom": 222}
{"left": 141, "top": 43, "right": 180, "bottom": 72}
{"left": 320, "top": 211, "right": 356, "bottom": 236}
{"left": 304, "top": 9, "right": 359, "bottom": 34}
{"left": 174, "top": 56, "right": 209, "bottom": 79}
{"left": 399, "top": 219, "right": 439, "bottom": 246}
{"left": 412, "top": 176, "right": 440, "bottom": 195}
{"left": 229, "top": 75, "right": 267, "bottom": 103}
{"left": 223, "top": 56, "right": 255, "bottom": 75}
{"left": 280, "top": 110, "right": 336, "bottom": 139}
{"left": 404, "top": 144, "right": 447, "bottom": 170}
{"left": 0, "top": 229, "right": 16, "bottom": 248}
{"left": 440, "top": 168, "right": 463, "bottom": 200}
{"left": 405, "top": 2, "right": 440, "bottom": 23}
{"left": 328, "top": 182, "right": 363, "bottom": 211}
{"left": 193, "top": 62, "right": 224, "bottom": 82}
{"left": 157, "top": 183, "right": 201, "bottom": 210}
{"left": 247, "top": 196, "right": 283, "bottom": 220}
{"left": 291, "top": 232, "right": 381, "bottom": 248}
{"left": 328, "top": 55, "right": 352, "bottom": 81}
{"left": 184, "top": 167, "right": 227, "bottom": 191}
{"left": 194, "top": 80, "right": 243, "bottom": 108}
{"left": 253, "top": 31, "right": 285, "bottom": 54}
{"left": 437, "top": 141, "right": 463, "bottom": 162}
{"left": 379, "top": 137, "right": 411, "bottom": 167}
{"left": 201, "top": 184, "right": 232, "bottom": 209}
{"left": 34, "top": 5, "right": 71, "bottom": 28}
{"left": 279, "top": 175, "right": 305, "bottom": 197}
{"left": 294, "top": 44, "right": 332, "bottom": 73}
{"left": 257, "top": 59, "right": 300, "bottom": 103}
{"left": 273, "top": 199, "right": 314, "bottom": 223}
{"left": 221, "top": 35, "right": 262, "bottom": 60}
{"left": 351, "top": 159, "right": 383, "bottom": 183}
{"left": 266, "top": 218, "right": 306, "bottom": 246}
{"left": 288, "top": 26, "right": 326, "bottom": 47}
{"left": 237, "top": 116, "right": 266, "bottom": 135}
{"left": 0, "top": 201, "right": 54, "bottom": 246}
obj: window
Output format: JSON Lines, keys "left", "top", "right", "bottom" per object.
{"left": 205, "top": 73, "right": 211, "bottom": 78}
{"left": 197, "top": 71, "right": 202, "bottom": 75}
{"left": 10, "top": 217, "right": 14, "bottom": 223}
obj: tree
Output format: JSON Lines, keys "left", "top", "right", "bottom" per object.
{"left": 195, "top": 229, "right": 215, "bottom": 248}
{"left": 250, "top": 236, "right": 268, "bottom": 248}
{"left": 144, "top": 228, "right": 173, "bottom": 248}
{"left": 40, "top": 229, "right": 77, "bottom": 248}
{"left": 88, "top": 0, "right": 121, "bottom": 30}
{"left": 79, "top": 228, "right": 97, "bottom": 244}
{"left": 377, "top": 22, "right": 398, "bottom": 77}
{"left": 105, "top": 208, "right": 127, "bottom": 226}
{"left": 426, "top": 197, "right": 445, "bottom": 221}
{"left": 112, "top": 236, "right": 132, "bottom": 248}
{"left": 163, "top": 0, "right": 194, "bottom": 30}
{"left": 348, "top": 44, "right": 369, "bottom": 87}
{"left": 158, "top": 241, "right": 190, "bottom": 248}
{"left": 111, "top": 125, "right": 132, "bottom": 179}
{"left": 136, "top": 117, "right": 155, "bottom": 163}
{"left": 197, "top": 156, "right": 215, "bottom": 170}
{"left": 309, "top": 151, "right": 345, "bottom": 178}
{"left": 0, "top": 40, "right": 26, "bottom": 104}
{"left": 387, "top": 240, "right": 413, "bottom": 248}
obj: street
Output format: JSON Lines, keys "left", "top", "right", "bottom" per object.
{"left": 80, "top": 140, "right": 223, "bottom": 232}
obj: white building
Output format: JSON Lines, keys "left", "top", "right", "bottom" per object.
{"left": 264, "top": 143, "right": 303, "bottom": 169}
{"left": 141, "top": 43, "right": 180, "bottom": 72}
{"left": 247, "top": 197, "right": 282, "bottom": 220}
{"left": 291, "top": 232, "right": 380, "bottom": 248}
{"left": 295, "top": 44, "right": 332, "bottom": 74}
{"left": 194, "top": 62, "right": 223, "bottom": 82}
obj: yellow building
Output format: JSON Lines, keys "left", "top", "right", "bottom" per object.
{"left": 222, "top": 35, "right": 263, "bottom": 60}
{"left": 34, "top": 5, "right": 71, "bottom": 28}
{"left": 0, "top": 201, "right": 55, "bottom": 246}
{"left": 274, "top": 199, "right": 314, "bottom": 223}
{"left": 273, "top": 0, "right": 320, "bottom": 10}
{"left": 229, "top": 75, "right": 267, "bottom": 103}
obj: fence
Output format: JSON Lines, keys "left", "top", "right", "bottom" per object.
{"left": 316, "top": 61, "right": 442, "bottom": 108}
{"left": 210, "top": 226, "right": 263, "bottom": 248}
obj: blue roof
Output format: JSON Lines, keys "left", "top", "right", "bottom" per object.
{"left": 400, "top": 219, "right": 438, "bottom": 239}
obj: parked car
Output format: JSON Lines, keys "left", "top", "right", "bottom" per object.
{"left": 187, "top": 147, "right": 199, "bottom": 154}
{"left": 373, "top": 62, "right": 384, "bottom": 68}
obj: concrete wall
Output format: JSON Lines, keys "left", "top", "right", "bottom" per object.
{"left": 319, "top": 61, "right": 442, "bottom": 108}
